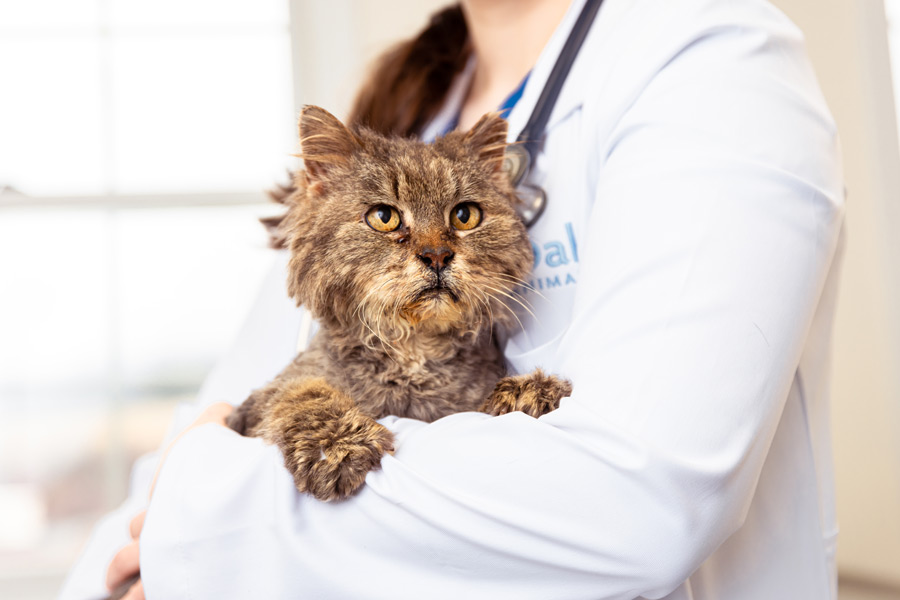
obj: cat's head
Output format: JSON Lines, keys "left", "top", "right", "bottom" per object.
{"left": 281, "top": 106, "right": 532, "bottom": 342}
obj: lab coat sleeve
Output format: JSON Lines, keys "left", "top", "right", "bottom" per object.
{"left": 57, "top": 453, "right": 158, "bottom": 600}
{"left": 139, "top": 17, "right": 845, "bottom": 600}
{"left": 57, "top": 254, "right": 302, "bottom": 600}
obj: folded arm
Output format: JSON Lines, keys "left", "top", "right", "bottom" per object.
{"left": 140, "top": 17, "right": 844, "bottom": 600}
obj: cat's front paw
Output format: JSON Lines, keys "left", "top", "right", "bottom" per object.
{"left": 285, "top": 409, "right": 395, "bottom": 502}
{"left": 480, "top": 369, "right": 572, "bottom": 418}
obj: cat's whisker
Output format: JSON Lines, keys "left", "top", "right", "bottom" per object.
{"left": 475, "top": 284, "right": 497, "bottom": 326}
{"left": 375, "top": 325, "right": 402, "bottom": 362}
{"left": 481, "top": 283, "right": 538, "bottom": 322}
{"left": 483, "top": 272, "right": 545, "bottom": 304}
{"left": 481, "top": 270, "right": 548, "bottom": 304}
{"left": 478, "top": 269, "right": 534, "bottom": 288}
{"left": 386, "top": 291, "right": 418, "bottom": 351}
{"left": 355, "top": 299, "right": 383, "bottom": 350}
{"left": 482, "top": 289, "right": 527, "bottom": 335}
{"left": 493, "top": 283, "right": 538, "bottom": 315}
{"left": 473, "top": 287, "right": 497, "bottom": 339}
{"left": 502, "top": 287, "right": 537, "bottom": 314}
{"left": 467, "top": 285, "right": 489, "bottom": 322}
{"left": 353, "top": 277, "right": 406, "bottom": 360}
{"left": 481, "top": 270, "right": 531, "bottom": 286}
{"left": 393, "top": 294, "right": 416, "bottom": 344}
{"left": 358, "top": 310, "right": 390, "bottom": 354}
{"left": 498, "top": 278, "right": 547, "bottom": 302}
{"left": 385, "top": 302, "right": 407, "bottom": 347}
{"left": 477, "top": 289, "right": 494, "bottom": 328}
{"left": 355, "top": 277, "right": 393, "bottom": 322}
{"left": 373, "top": 297, "right": 404, "bottom": 358}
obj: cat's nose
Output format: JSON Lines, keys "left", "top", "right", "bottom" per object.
{"left": 417, "top": 246, "right": 454, "bottom": 272}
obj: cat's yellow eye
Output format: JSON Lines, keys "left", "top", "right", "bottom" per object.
{"left": 365, "top": 204, "right": 402, "bottom": 232}
{"left": 450, "top": 202, "right": 482, "bottom": 231}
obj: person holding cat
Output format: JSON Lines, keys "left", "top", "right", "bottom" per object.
{"left": 63, "top": 0, "right": 845, "bottom": 599}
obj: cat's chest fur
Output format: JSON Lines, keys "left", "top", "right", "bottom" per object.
{"left": 291, "top": 327, "right": 508, "bottom": 422}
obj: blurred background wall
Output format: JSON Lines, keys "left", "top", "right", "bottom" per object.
{"left": 0, "top": 0, "right": 898, "bottom": 598}
{"left": 769, "top": 0, "right": 900, "bottom": 593}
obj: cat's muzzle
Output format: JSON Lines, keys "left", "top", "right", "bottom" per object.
{"left": 416, "top": 283, "right": 459, "bottom": 303}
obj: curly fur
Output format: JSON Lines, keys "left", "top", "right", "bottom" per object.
{"left": 228, "top": 106, "right": 572, "bottom": 502}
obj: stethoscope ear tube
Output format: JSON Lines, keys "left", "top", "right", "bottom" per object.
{"left": 509, "top": 0, "right": 604, "bottom": 228}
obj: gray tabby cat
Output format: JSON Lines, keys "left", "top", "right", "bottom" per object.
{"left": 226, "top": 106, "right": 572, "bottom": 501}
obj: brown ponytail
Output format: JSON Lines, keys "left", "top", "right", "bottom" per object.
{"left": 348, "top": 4, "right": 470, "bottom": 137}
{"left": 263, "top": 5, "right": 468, "bottom": 246}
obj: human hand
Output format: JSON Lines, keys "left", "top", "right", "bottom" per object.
{"left": 105, "top": 402, "right": 235, "bottom": 599}
{"left": 105, "top": 512, "right": 145, "bottom": 599}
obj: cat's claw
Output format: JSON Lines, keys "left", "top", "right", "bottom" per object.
{"left": 286, "top": 413, "right": 394, "bottom": 502}
{"left": 480, "top": 369, "right": 572, "bottom": 418}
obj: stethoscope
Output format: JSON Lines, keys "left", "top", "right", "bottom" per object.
{"left": 296, "top": 0, "right": 606, "bottom": 353}
{"left": 504, "top": 0, "right": 605, "bottom": 228}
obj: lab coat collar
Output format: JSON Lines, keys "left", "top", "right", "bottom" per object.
{"left": 506, "top": 0, "right": 626, "bottom": 141}
{"left": 505, "top": 0, "right": 589, "bottom": 140}
{"left": 421, "top": 0, "right": 626, "bottom": 145}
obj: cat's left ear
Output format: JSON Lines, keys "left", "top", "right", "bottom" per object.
{"left": 298, "top": 105, "right": 359, "bottom": 186}
{"left": 463, "top": 112, "right": 509, "bottom": 174}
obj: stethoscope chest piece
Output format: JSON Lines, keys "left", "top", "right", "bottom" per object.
{"left": 499, "top": 0, "right": 604, "bottom": 229}
{"left": 502, "top": 144, "right": 546, "bottom": 227}
{"left": 514, "top": 182, "right": 547, "bottom": 228}
{"left": 502, "top": 144, "right": 531, "bottom": 188}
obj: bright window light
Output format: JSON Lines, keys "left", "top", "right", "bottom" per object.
{"left": 0, "top": 0, "right": 295, "bottom": 197}
{"left": 0, "top": 1, "right": 296, "bottom": 591}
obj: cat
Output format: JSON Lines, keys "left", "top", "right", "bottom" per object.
{"left": 225, "top": 106, "right": 572, "bottom": 502}
{"left": 107, "top": 107, "right": 572, "bottom": 600}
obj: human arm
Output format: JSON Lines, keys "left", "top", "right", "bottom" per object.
{"left": 58, "top": 254, "right": 303, "bottom": 600}
{"left": 103, "top": 404, "right": 236, "bottom": 600}
{"left": 139, "top": 6, "right": 845, "bottom": 599}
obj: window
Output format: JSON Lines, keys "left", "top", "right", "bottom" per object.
{"left": 0, "top": 0, "right": 295, "bottom": 590}
{"left": 0, "top": 0, "right": 295, "bottom": 196}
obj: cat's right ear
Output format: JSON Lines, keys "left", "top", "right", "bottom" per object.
{"left": 297, "top": 106, "right": 359, "bottom": 191}
{"left": 463, "top": 112, "right": 509, "bottom": 174}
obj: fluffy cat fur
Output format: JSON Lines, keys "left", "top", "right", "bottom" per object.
{"left": 226, "top": 106, "right": 572, "bottom": 502}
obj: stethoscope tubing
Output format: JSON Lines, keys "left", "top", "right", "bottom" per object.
{"left": 508, "top": 0, "right": 605, "bottom": 228}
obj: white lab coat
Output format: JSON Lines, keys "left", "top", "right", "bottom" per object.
{"left": 60, "top": 0, "right": 845, "bottom": 598}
